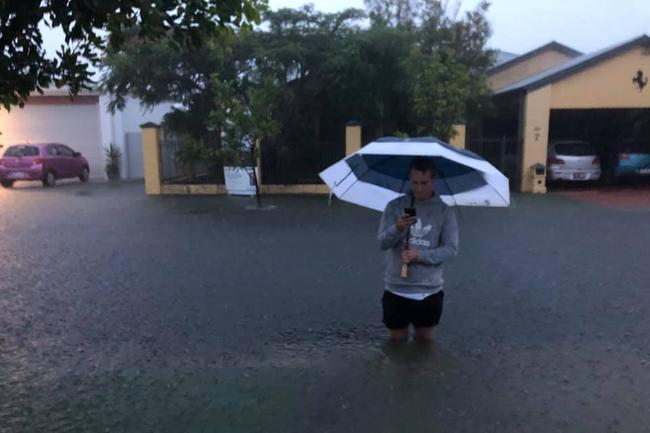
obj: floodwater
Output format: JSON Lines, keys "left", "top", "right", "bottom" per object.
{"left": 1, "top": 182, "right": 649, "bottom": 432}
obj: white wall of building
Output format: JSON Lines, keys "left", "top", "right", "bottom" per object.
{"left": 0, "top": 95, "right": 105, "bottom": 179}
{"left": 99, "top": 96, "right": 174, "bottom": 179}
{"left": 0, "top": 88, "right": 173, "bottom": 182}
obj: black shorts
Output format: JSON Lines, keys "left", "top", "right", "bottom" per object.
{"left": 382, "top": 290, "right": 444, "bottom": 329}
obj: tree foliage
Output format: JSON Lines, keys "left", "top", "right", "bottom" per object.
{"left": 409, "top": 48, "right": 470, "bottom": 140}
{"left": 101, "top": 0, "right": 494, "bottom": 174}
{"left": 0, "top": 0, "right": 267, "bottom": 110}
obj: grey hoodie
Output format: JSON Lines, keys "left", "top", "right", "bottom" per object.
{"left": 377, "top": 193, "right": 459, "bottom": 296}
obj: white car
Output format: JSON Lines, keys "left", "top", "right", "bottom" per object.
{"left": 547, "top": 141, "right": 601, "bottom": 181}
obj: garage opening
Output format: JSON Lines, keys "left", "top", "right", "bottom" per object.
{"left": 549, "top": 108, "right": 650, "bottom": 186}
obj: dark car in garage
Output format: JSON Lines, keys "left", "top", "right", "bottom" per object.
{"left": 613, "top": 138, "right": 650, "bottom": 178}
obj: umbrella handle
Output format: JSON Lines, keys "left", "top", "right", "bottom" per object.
{"left": 400, "top": 263, "right": 408, "bottom": 278}
{"left": 401, "top": 222, "right": 411, "bottom": 279}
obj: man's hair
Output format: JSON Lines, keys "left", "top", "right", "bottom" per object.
{"left": 409, "top": 156, "right": 437, "bottom": 178}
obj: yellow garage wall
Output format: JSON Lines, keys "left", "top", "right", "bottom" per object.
{"left": 551, "top": 47, "right": 650, "bottom": 108}
{"left": 489, "top": 50, "right": 575, "bottom": 92}
{"left": 521, "top": 85, "right": 552, "bottom": 192}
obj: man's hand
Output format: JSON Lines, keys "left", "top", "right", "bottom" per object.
{"left": 396, "top": 215, "right": 417, "bottom": 232}
{"left": 401, "top": 249, "right": 418, "bottom": 264}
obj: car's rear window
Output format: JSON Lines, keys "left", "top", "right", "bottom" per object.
{"left": 554, "top": 142, "right": 595, "bottom": 156}
{"left": 3, "top": 145, "right": 40, "bottom": 157}
{"left": 620, "top": 139, "right": 650, "bottom": 154}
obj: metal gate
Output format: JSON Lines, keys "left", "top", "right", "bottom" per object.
{"left": 466, "top": 137, "right": 521, "bottom": 188}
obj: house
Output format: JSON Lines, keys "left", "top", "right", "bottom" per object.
{"left": 0, "top": 87, "right": 173, "bottom": 180}
{"left": 488, "top": 42, "right": 582, "bottom": 93}
{"left": 471, "top": 35, "right": 650, "bottom": 192}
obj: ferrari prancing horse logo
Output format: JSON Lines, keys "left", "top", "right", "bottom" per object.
{"left": 633, "top": 70, "right": 648, "bottom": 92}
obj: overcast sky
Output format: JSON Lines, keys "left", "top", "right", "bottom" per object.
{"left": 43, "top": 0, "right": 650, "bottom": 60}
{"left": 269, "top": 0, "right": 650, "bottom": 54}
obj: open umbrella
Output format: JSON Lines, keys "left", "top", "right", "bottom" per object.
{"left": 319, "top": 137, "right": 510, "bottom": 211}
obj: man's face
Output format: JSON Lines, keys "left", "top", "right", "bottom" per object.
{"left": 410, "top": 169, "right": 435, "bottom": 201}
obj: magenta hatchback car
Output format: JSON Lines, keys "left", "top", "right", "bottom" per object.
{"left": 0, "top": 143, "right": 90, "bottom": 188}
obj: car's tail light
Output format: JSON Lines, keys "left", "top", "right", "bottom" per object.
{"left": 618, "top": 152, "right": 630, "bottom": 160}
{"left": 33, "top": 157, "right": 44, "bottom": 165}
{"left": 548, "top": 157, "right": 565, "bottom": 165}
{"left": 592, "top": 157, "right": 600, "bottom": 165}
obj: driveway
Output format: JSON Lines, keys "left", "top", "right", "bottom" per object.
{"left": 1, "top": 181, "right": 649, "bottom": 433}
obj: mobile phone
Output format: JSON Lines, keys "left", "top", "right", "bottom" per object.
{"left": 404, "top": 207, "right": 416, "bottom": 217}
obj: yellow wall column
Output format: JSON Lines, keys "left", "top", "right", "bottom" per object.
{"left": 140, "top": 122, "right": 162, "bottom": 195}
{"left": 450, "top": 123, "right": 466, "bottom": 148}
{"left": 345, "top": 122, "right": 362, "bottom": 155}
{"left": 521, "top": 86, "right": 551, "bottom": 193}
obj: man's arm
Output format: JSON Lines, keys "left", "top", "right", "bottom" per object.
{"left": 416, "top": 207, "right": 459, "bottom": 265}
{"left": 378, "top": 202, "right": 407, "bottom": 250}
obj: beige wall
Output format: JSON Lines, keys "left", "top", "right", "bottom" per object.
{"left": 489, "top": 50, "right": 575, "bottom": 92}
{"left": 521, "top": 86, "right": 552, "bottom": 192}
{"left": 551, "top": 47, "right": 650, "bottom": 108}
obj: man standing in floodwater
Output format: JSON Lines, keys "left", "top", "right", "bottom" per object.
{"left": 377, "top": 157, "right": 459, "bottom": 342}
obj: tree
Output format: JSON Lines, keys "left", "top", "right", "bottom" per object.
{"left": 101, "top": 30, "right": 237, "bottom": 143}
{"left": 365, "top": 0, "right": 419, "bottom": 29}
{"left": 254, "top": 6, "right": 365, "bottom": 143}
{"left": 364, "top": 0, "right": 494, "bottom": 139}
{"left": 99, "top": 2, "right": 494, "bottom": 187}
{"left": 416, "top": 1, "right": 494, "bottom": 119}
{"left": 342, "top": 25, "right": 414, "bottom": 138}
{"left": 239, "top": 6, "right": 367, "bottom": 183}
{"left": 102, "top": 6, "right": 366, "bottom": 185}
{"left": 408, "top": 48, "right": 470, "bottom": 140}
{"left": 209, "top": 73, "right": 281, "bottom": 207}
{"left": 0, "top": 0, "right": 267, "bottom": 111}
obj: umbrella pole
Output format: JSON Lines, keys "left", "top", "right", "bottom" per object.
{"left": 400, "top": 194, "right": 415, "bottom": 279}
{"left": 400, "top": 225, "right": 410, "bottom": 278}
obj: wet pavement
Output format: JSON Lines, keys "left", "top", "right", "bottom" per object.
{"left": 1, "top": 181, "right": 650, "bottom": 433}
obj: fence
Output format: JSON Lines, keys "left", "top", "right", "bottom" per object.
{"left": 466, "top": 137, "right": 521, "bottom": 187}
{"left": 159, "top": 131, "right": 222, "bottom": 184}
{"left": 261, "top": 140, "right": 345, "bottom": 184}
{"left": 155, "top": 128, "right": 344, "bottom": 187}
{"left": 160, "top": 131, "right": 181, "bottom": 182}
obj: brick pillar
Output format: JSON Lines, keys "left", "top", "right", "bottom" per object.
{"left": 345, "top": 121, "right": 362, "bottom": 155}
{"left": 140, "top": 122, "right": 162, "bottom": 195}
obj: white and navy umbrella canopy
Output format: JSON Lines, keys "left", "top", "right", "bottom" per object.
{"left": 319, "top": 137, "right": 510, "bottom": 211}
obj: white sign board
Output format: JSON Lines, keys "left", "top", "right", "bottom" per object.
{"left": 224, "top": 166, "right": 258, "bottom": 196}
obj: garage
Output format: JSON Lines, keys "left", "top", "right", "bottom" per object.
{"left": 549, "top": 108, "right": 650, "bottom": 184}
{"left": 0, "top": 89, "right": 104, "bottom": 179}
{"left": 472, "top": 34, "right": 650, "bottom": 192}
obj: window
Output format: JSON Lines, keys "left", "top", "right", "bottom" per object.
{"left": 554, "top": 142, "right": 596, "bottom": 156}
{"left": 620, "top": 138, "right": 650, "bottom": 154}
{"left": 48, "top": 146, "right": 59, "bottom": 156}
{"left": 56, "top": 145, "right": 74, "bottom": 157}
{"left": 4, "top": 145, "right": 40, "bottom": 157}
